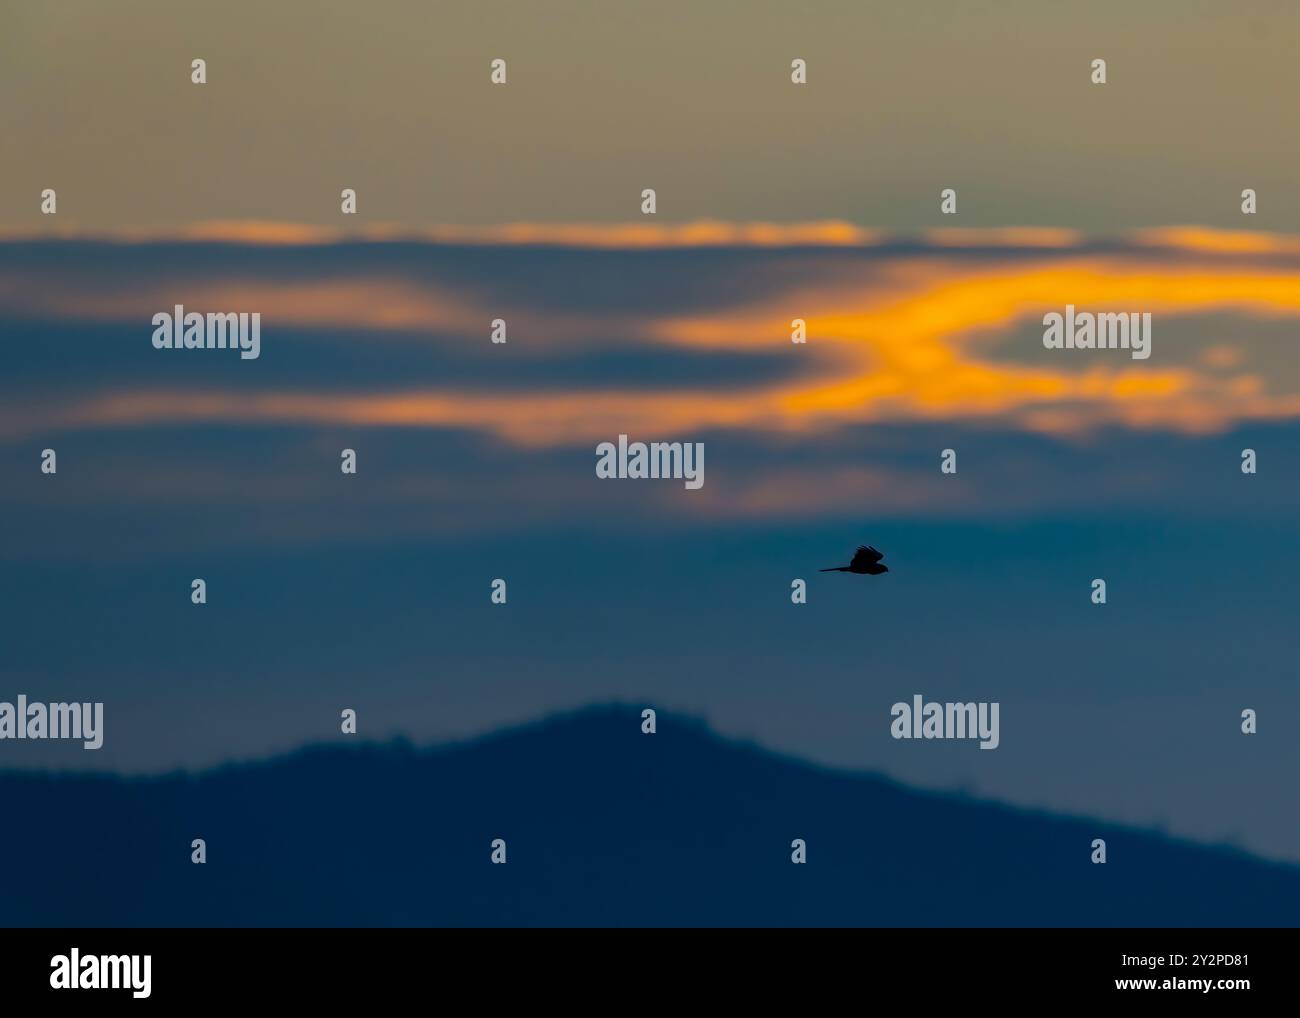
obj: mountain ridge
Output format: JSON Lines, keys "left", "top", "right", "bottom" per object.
{"left": 1, "top": 703, "right": 1295, "bottom": 927}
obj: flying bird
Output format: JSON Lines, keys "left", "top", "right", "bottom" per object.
{"left": 820, "top": 545, "right": 889, "bottom": 575}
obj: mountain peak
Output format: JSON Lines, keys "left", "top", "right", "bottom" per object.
{"left": 2, "top": 706, "right": 1295, "bottom": 926}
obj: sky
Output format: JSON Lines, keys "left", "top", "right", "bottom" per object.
{"left": 4, "top": 0, "right": 1300, "bottom": 231}
{"left": 2, "top": 1, "right": 1299, "bottom": 865}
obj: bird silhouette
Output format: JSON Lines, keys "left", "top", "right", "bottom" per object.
{"left": 820, "top": 544, "right": 889, "bottom": 575}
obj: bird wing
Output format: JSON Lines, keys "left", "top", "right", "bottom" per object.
{"left": 851, "top": 545, "right": 884, "bottom": 567}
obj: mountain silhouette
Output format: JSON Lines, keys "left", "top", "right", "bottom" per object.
{"left": 1, "top": 705, "right": 1296, "bottom": 927}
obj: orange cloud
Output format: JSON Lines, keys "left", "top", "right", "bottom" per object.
{"left": 0, "top": 219, "right": 883, "bottom": 249}
{"left": 5, "top": 224, "right": 1300, "bottom": 445}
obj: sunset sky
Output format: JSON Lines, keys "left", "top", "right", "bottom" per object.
{"left": 2, "top": 1, "right": 1299, "bottom": 866}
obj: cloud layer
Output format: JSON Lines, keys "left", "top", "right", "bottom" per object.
{"left": 6, "top": 223, "right": 1300, "bottom": 453}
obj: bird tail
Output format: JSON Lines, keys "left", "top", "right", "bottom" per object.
{"left": 819, "top": 567, "right": 848, "bottom": 572}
